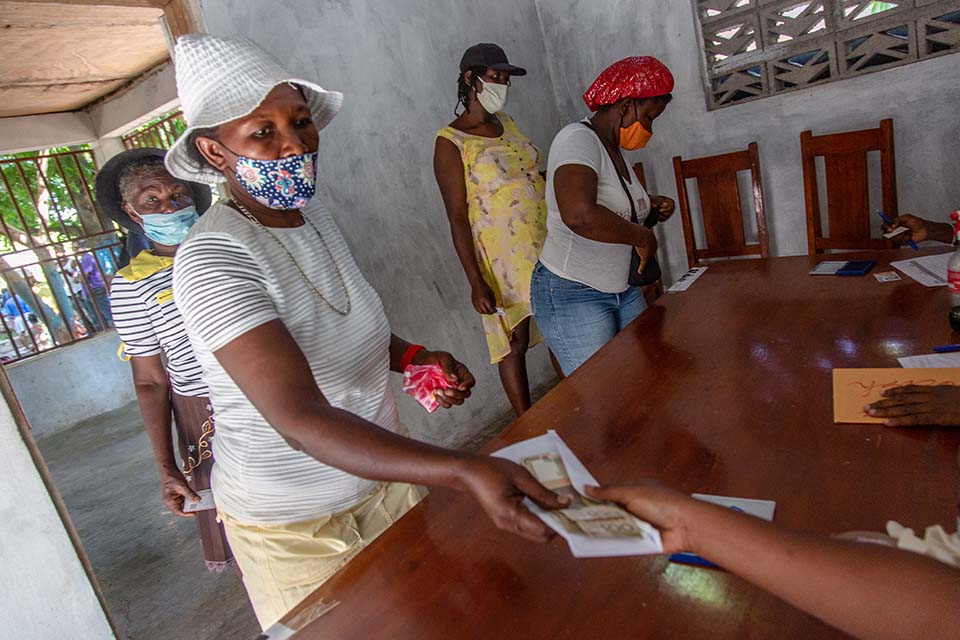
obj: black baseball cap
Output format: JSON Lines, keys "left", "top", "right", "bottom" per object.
{"left": 459, "top": 43, "right": 527, "bottom": 76}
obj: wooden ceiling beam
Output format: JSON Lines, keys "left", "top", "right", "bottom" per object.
{"left": 161, "top": 0, "right": 196, "bottom": 39}
{"left": 2, "top": 1, "right": 169, "bottom": 7}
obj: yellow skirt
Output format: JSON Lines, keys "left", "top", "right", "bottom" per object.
{"left": 218, "top": 482, "right": 423, "bottom": 630}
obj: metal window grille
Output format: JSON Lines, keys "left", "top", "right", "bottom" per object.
{"left": 121, "top": 109, "right": 187, "bottom": 150}
{"left": 0, "top": 148, "right": 123, "bottom": 363}
{"left": 694, "top": 0, "right": 960, "bottom": 109}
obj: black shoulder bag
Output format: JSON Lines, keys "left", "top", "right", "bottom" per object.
{"left": 582, "top": 122, "right": 661, "bottom": 287}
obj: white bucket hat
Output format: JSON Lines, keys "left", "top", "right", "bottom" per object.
{"left": 165, "top": 33, "right": 343, "bottom": 184}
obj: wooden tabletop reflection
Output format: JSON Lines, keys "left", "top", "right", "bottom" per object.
{"left": 285, "top": 250, "right": 960, "bottom": 640}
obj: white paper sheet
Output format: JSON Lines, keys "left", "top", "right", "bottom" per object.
{"left": 667, "top": 267, "right": 708, "bottom": 292}
{"left": 492, "top": 431, "right": 663, "bottom": 557}
{"left": 890, "top": 252, "right": 953, "bottom": 287}
{"left": 692, "top": 494, "right": 776, "bottom": 521}
{"left": 897, "top": 352, "right": 960, "bottom": 368}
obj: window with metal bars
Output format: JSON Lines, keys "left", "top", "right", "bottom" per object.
{"left": 121, "top": 108, "right": 187, "bottom": 150}
{"left": 0, "top": 147, "right": 122, "bottom": 363}
{"left": 694, "top": 0, "right": 960, "bottom": 109}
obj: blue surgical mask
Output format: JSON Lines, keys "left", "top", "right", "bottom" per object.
{"left": 231, "top": 150, "right": 318, "bottom": 210}
{"left": 139, "top": 206, "right": 200, "bottom": 246}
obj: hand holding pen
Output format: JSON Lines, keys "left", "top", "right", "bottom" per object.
{"left": 876, "top": 210, "right": 920, "bottom": 251}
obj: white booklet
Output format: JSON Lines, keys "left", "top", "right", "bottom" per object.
{"left": 182, "top": 488, "right": 216, "bottom": 513}
{"left": 492, "top": 431, "right": 663, "bottom": 557}
{"left": 667, "top": 266, "right": 708, "bottom": 292}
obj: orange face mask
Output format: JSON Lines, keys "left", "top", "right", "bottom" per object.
{"left": 619, "top": 102, "right": 652, "bottom": 150}
{"left": 619, "top": 120, "right": 652, "bottom": 150}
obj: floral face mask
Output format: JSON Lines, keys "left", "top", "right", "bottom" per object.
{"left": 230, "top": 149, "right": 318, "bottom": 210}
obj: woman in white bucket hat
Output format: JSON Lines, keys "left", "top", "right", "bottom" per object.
{"left": 166, "top": 34, "right": 566, "bottom": 629}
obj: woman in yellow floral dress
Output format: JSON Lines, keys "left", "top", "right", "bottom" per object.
{"left": 433, "top": 43, "right": 548, "bottom": 415}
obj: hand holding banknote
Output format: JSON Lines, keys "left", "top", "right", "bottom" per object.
{"left": 585, "top": 482, "right": 696, "bottom": 554}
{"left": 494, "top": 432, "right": 663, "bottom": 557}
{"left": 522, "top": 454, "right": 653, "bottom": 538}
{"left": 461, "top": 456, "right": 571, "bottom": 543}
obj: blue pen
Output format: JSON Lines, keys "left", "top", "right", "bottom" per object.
{"left": 877, "top": 210, "right": 919, "bottom": 251}
{"left": 933, "top": 344, "right": 960, "bottom": 353}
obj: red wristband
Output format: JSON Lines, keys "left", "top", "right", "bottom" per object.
{"left": 400, "top": 344, "right": 425, "bottom": 371}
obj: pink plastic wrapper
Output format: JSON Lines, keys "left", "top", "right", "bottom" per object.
{"left": 582, "top": 56, "right": 674, "bottom": 112}
{"left": 402, "top": 364, "right": 456, "bottom": 413}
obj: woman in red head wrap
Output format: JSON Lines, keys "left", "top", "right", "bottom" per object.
{"left": 530, "top": 56, "right": 676, "bottom": 375}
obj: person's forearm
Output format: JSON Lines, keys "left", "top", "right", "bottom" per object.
{"left": 389, "top": 334, "right": 421, "bottom": 372}
{"left": 276, "top": 398, "right": 473, "bottom": 490}
{"left": 564, "top": 204, "right": 650, "bottom": 246}
{"left": 927, "top": 221, "right": 955, "bottom": 244}
{"left": 448, "top": 217, "right": 486, "bottom": 287}
{"left": 687, "top": 502, "right": 960, "bottom": 640}
{"left": 134, "top": 382, "right": 179, "bottom": 474}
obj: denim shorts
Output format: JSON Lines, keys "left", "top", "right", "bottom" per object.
{"left": 530, "top": 262, "right": 647, "bottom": 376}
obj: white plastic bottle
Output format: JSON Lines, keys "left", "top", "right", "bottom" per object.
{"left": 947, "top": 212, "right": 960, "bottom": 331}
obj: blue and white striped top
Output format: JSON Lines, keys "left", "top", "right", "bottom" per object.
{"left": 110, "top": 253, "right": 208, "bottom": 397}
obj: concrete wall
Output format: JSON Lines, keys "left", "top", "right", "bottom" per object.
{"left": 0, "top": 112, "right": 96, "bottom": 154}
{"left": 0, "top": 384, "right": 114, "bottom": 639}
{"left": 199, "top": 0, "right": 563, "bottom": 446}
{"left": 534, "top": 0, "right": 960, "bottom": 284}
{"left": 197, "top": 0, "right": 960, "bottom": 443}
{"left": 86, "top": 62, "right": 180, "bottom": 139}
{"left": 8, "top": 332, "right": 136, "bottom": 439}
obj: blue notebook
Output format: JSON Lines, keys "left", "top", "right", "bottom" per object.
{"left": 810, "top": 260, "right": 877, "bottom": 276}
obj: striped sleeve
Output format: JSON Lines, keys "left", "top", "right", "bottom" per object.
{"left": 173, "top": 233, "right": 279, "bottom": 352}
{"left": 110, "top": 276, "right": 160, "bottom": 357}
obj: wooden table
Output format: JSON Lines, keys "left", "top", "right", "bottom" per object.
{"left": 284, "top": 250, "right": 960, "bottom": 640}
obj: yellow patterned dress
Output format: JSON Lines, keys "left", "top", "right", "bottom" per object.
{"left": 437, "top": 112, "right": 547, "bottom": 364}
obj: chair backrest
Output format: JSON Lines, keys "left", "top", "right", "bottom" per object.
{"left": 672, "top": 142, "right": 769, "bottom": 269}
{"left": 800, "top": 118, "right": 897, "bottom": 256}
{"left": 632, "top": 162, "right": 648, "bottom": 191}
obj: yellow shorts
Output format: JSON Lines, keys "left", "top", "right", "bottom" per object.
{"left": 219, "top": 482, "right": 423, "bottom": 629}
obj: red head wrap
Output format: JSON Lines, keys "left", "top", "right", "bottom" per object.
{"left": 582, "top": 56, "right": 674, "bottom": 112}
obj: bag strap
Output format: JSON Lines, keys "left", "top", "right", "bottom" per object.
{"left": 581, "top": 122, "right": 639, "bottom": 225}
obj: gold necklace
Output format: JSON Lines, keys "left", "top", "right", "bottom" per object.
{"left": 230, "top": 200, "right": 351, "bottom": 316}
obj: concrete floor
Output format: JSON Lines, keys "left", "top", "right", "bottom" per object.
{"left": 34, "top": 381, "right": 556, "bottom": 640}
{"left": 36, "top": 402, "right": 257, "bottom": 640}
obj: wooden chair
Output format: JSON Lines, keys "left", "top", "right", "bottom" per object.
{"left": 632, "top": 162, "right": 664, "bottom": 305}
{"left": 672, "top": 142, "right": 769, "bottom": 269}
{"left": 801, "top": 118, "right": 897, "bottom": 255}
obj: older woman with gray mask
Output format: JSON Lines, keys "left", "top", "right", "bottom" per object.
{"left": 166, "top": 34, "right": 566, "bottom": 629}
{"left": 96, "top": 148, "right": 231, "bottom": 572}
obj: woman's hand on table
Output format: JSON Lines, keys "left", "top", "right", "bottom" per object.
{"left": 470, "top": 280, "right": 498, "bottom": 315}
{"left": 634, "top": 227, "right": 659, "bottom": 274}
{"left": 865, "top": 385, "right": 960, "bottom": 427}
{"left": 650, "top": 195, "right": 675, "bottom": 221}
{"left": 159, "top": 466, "right": 200, "bottom": 517}
{"left": 461, "top": 456, "right": 570, "bottom": 543}
{"left": 412, "top": 349, "right": 476, "bottom": 408}
{"left": 586, "top": 482, "right": 698, "bottom": 554}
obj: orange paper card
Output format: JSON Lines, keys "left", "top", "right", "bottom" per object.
{"left": 832, "top": 368, "right": 960, "bottom": 423}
